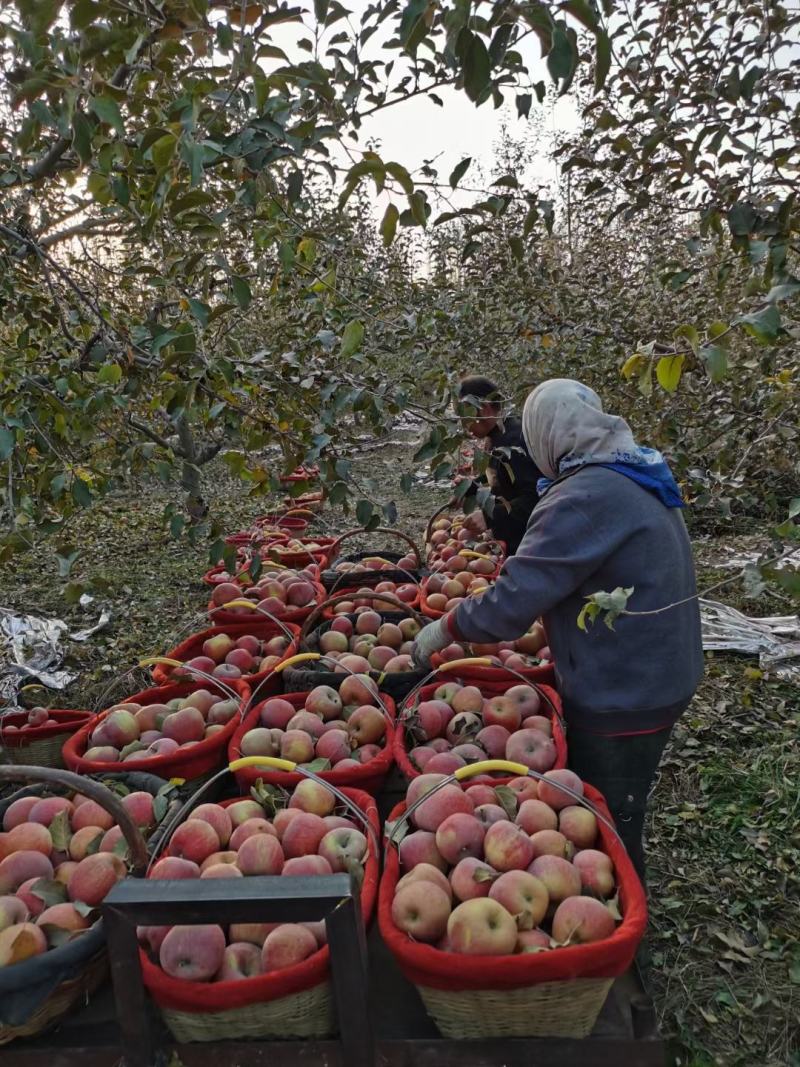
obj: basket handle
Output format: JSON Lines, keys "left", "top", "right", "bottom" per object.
{"left": 0, "top": 765, "right": 149, "bottom": 876}
{"left": 327, "top": 527, "right": 423, "bottom": 567}
{"left": 399, "top": 658, "right": 565, "bottom": 735}
{"left": 149, "top": 757, "right": 379, "bottom": 872}
{"left": 300, "top": 590, "right": 426, "bottom": 641}
{"left": 207, "top": 600, "right": 297, "bottom": 641}
{"left": 386, "top": 760, "right": 622, "bottom": 849}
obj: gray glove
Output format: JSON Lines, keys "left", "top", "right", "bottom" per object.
{"left": 412, "top": 618, "right": 451, "bottom": 668}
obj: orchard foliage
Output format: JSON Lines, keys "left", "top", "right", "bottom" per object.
{"left": 0, "top": 0, "right": 798, "bottom": 596}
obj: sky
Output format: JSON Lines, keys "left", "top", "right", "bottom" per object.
{"left": 268, "top": 1, "right": 582, "bottom": 199}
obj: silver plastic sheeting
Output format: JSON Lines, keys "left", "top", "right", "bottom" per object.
{"left": 0, "top": 602, "right": 111, "bottom": 706}
{"left": 700, "top": 598, "right": 800, "bottom": 679}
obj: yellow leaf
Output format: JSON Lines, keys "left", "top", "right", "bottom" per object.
{"left": 621, "top": 353, "right": 646, "bottom": 380}
{"left": 656, "top": 354, "right": 685, "bottom": 393}
{"left": 179, "top": 298, "right": 189, "bottom": 311}
{"left": 278, "top": 421, "right": 289, "bottom": 431}
{"left": 540, "top": 333, "right": 554, "bottom": 348}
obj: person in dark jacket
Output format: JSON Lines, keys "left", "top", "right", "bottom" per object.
{"left": 414, "top": 378, "right": 704, "bottom": 881}
{"left": 456, "top": 376, "right": 543, "bottom": 555}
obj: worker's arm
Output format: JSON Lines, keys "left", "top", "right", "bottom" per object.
{"left": 450, "top": 480, "right": 632, "bottom": 644}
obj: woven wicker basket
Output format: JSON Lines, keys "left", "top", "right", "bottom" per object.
{"left": 416, "top": 977, "right": 614, "bottom": 1039}
{"left": 2, "top": 710, "right": 93, "bottom": 770}
{"left": 0, "top": 765, "right": 150, "bottom": 1044}
{"left": 0, "top": 951, "right": 108, "bottom": 1046}
{"left": 161, "top": 979, "right": 335, "bottom": 1043}
{"left": 142, "top": 782, "right": 380, "bottom": 1043}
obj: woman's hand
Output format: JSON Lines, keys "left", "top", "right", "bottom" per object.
{"left": 411, "top": 618, "right": 451, "bottom": 668}
{"left": 462, "top": 509, "right": 488, "bottom": 535}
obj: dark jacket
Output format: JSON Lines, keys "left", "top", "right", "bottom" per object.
{"left": 450, "top": 465, "right": 703, "bottom": 735}
{"left": 468, "top": 416, "right": 542, "bottom": 554}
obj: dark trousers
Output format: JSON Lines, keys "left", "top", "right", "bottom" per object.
{"left": 566, "top": 726, "right": 673, "bottom": 884}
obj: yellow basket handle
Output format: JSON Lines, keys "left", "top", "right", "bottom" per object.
{"left": 229, "top": 755, "right": 297, "bottom": 773}
{"left": 273, "top": 651, "right": 321, "bottom": 672}
{"left": 452, "top": 759, "right": 529, "bottom": 779}
{"left": 139, "top": 656, "right": 182, "bottom": 668}
{"left": 437, "top": 657, "right": 493, "bottom": 672}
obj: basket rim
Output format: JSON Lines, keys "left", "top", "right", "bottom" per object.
{"left": 377, "top": 784, "right": 647, "bottom": 991}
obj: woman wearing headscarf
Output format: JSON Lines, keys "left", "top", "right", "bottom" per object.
{"left": 412, "top": 379, "right": 704, "bottom": 881}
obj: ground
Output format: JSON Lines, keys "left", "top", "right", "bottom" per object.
{"left": 1, "top": 431, "right": 797, "bottom": 1067}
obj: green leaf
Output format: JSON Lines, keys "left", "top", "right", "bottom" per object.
{"left": 231, "top": 276, "right": 252, "bottom": 309}
{"left": 656, "top": 355, "right": 684, "bottom": 393}
{"left": 287, "top": 169, "right": 303, "bottom": 204}
{"left": 673, "top": 324, "right": 699, "bottom": 355}
{"left": 31, "top": 877, "right": 67, "bottom": 909}
{"left": 594, "top": 29, "right": 611, "bottom": 91}
{"left": 547, "top": 24, "right": 575, "bottom": 85}
{"left": 380, "top": 203, "right": 399, "bottom": 248}
{"left": 355, "top": 499, "right": 373, "bottom": 526}
{"left": 766, "top": 278, "right": 800, "bottom": 303}
{"left": 385, "top": 162, "right": 414, "bottom": 195}
{"left": 508, "top": 235, "right": 524, "bottom": 261}
{"left": 71, "top": 477, "right": 92, "bottom": 508}
{"left": 700, "top": 345, "right": 728, "bottom": 383}
{"left": 464, "top": 33, "right": 491, "bottom": 103}
{"left": 637, "top": 361, "right": 653, "bottom": 397}
{"left": 0, "top": 427, "right": 15, "bottom": 460}
{"left": 188, "top": 299, "right": 210, "bottom": 329}
{"left": 150, "top": 133, "right": 178, "bottom": 170}
{"left": 72, "top": 111, "right": 92, "bottom": 164}
{"left": 787, "top": 498, "right": 800, "bottom": 520}
{"left": 449, "top": 157, "right": 472, "bottom": 189}
{"left": 562, "top": 0, "right": 598, "bottom": 30}
{"left": 734, "top": 304, "right": 781, "bottom": 344}
{"left": 728, "top": 203, "right": 757, "bottom": 237}
{"left": 340, "top": 320, "right": 364, "bottom": 358}
{"left": 314, "top": 0, "right": 329, "bottom": 21}
{"left": 97, "top": 363, "right": 122, "bottom": 385}
{"left": 303, "top": 757, "right": 332, "bottom": 773}
{"left": 90, "top": 95, "right": 124, "bottom": 136}
{"left": 494, "top": 785, "right": 518, "bottom": 821}
{"left": 48, "top": 809, "right": 72, "bottom": 851}
{"left": 516, "top": 94, "right": 532, "bottom": 119}
{"left": 399, "top": 0, "right": 429, "bottom": 53}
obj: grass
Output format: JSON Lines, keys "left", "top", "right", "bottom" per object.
{"left": 0, "top": 441, "right": 798, "bottom": 1066}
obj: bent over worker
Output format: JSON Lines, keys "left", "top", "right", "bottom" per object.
{"left": 414, "top": 378, "right": 704, "bottom": 881}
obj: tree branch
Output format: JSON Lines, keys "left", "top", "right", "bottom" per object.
{"left": 128, "top": 416, "right": 182, "bottom": 455}
{"left": 39, "top": 216, "right": 127, "bottom": 249}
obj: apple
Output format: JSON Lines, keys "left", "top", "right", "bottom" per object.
{"left": 527, "top": 855, "right": 581, "bottom": 905}
{"left": 167, "top": 821, "right": 221, "bottom": 865}
{"left": 516, "top": 800, "right": 558, "bottom": 835}
{"left": 537, "top": 770, "right": 584, "bottom": 811}
{"left": 449, "top": 857, "right": 497, "bottom": 902}
{"left": 236, "top": 834, "right": 285, "bottom": 876}
{"left": 551, "top": 896, "right": 616, "bottom": 945}
{"left": 572, "top": 850, "right": 615, "bottom": 897}
{"left": 261, "top": 924, "right": 318, "bottom": 971}
{"left": 0, "top": 922, "right": 47, "bottom": 965}
{"left": 488, "top": 870, "right": 549, "bottom": 928}
{"left": 558, "top": 806, "right": 598, "bottom": 849}
{"left": 482, "top": 696, "right": 521, "bottom": 733}
{"left": 259, "top": 698, "right": 297, "bottom": 729}
{"left": 504, "top": 729, "right": 556, "bottom": 772}
{"left": 446, "top": 898, "right": 517, "bottom": 955}
{"left": 391, "top": 881, "right": 451, "bottom": 942}
{"left": 0, "top": 851, "right": 54, "bottom": 893}
{"left": 396, "top": 863, "right": 452, "bottom": 900}
{"left": 473, "top": 804, "right": 508, "bottom": 828}
{"left": 434, "top": 813, "right": 485, "bottom": 865}
{"left": 150, "top": 856, "right": 200, "bottom": 879}
{"left": 160, "top": 925, "right": 226, "bottom": 981}
{"left": 67, "top": 853, "right": 126, "bottom": 907}
{"left": 483, "top": 822, "right": 534, "bottom": 872}
{"left": 317, "top": 828, "right": 367, "bottom": 874}
{"left": 530, "top": 829, "right": 571, "bottom": 859}
{"left": 288, "top": 779, "right": 336, "bottom": 818}
{"left": 399, "top": 830, "right": 447, "bottom": 873}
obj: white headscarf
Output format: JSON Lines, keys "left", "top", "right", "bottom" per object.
{"left": 521, "top": 379, "right": 641, "bottom": 480}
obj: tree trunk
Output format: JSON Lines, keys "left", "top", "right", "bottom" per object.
{"left": 176, "top": 416, "right": 208, "bottom": 523}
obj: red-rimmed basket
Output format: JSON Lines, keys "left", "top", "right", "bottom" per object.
{"left": 0, "top": 765, "right": 150, "bottom": 1044}
{"left": 379, "top": 775, "right": 647, "bottom": 1039}
{"left": 62, "top": 679, "right": 251, "bottom": 783}
{"left": 203, "top": 542, "right": 292, "bottom": 584}
{"left": 206, "top": 577, "right": 325, "bottom": 629}
{"left": 260, "top": 537, "right": 336, "bottom": 569}
{"left": 429, "top": 654, "right": 556, "bottom": 687}
{"left": 0, "top": 709, "right": 93, "bottom": 768}
{"left": 149, "top": 621, "right": 300, "bottom": 687}
{"left": 393, "top": 666, "right": 567, "bottom": 783}
{"left": 279, "top": 465, "right": 320, "bottom": 485}
{"left": 283, "top": 591, "right": 429, "bottom": 702}
{"left": 229, "top": 686, "right": 397, "bottom": 796}
{"left": 283, "top": 492, "right": 323, "bottom": 513}
{"left": 255, "top": 511, "right": 312, "bottom": 533}
{"left": 140, "top": 782, "right": 379, "bottom": 1042}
